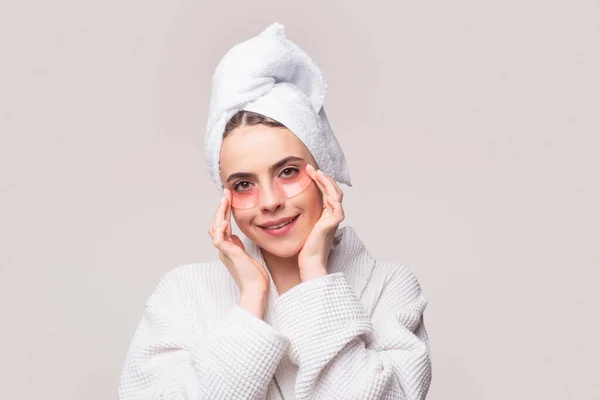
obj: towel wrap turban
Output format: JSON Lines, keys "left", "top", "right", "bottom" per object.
{"left": 204, "top": 22, "right": 352, "bottom": 195}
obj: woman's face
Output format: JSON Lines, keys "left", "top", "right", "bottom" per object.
{"left": 219, "top": 124, "right": 324, "bottom": 258}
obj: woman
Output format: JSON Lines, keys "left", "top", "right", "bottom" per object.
{"left": 118, "top": 23, "right": 432, "bottom": 400}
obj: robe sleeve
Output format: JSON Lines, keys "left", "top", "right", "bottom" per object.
{"left": 118, "top": 269, "right": 290, "bottom": 400}
{"left": 273, "top": 266, "right": 432, "bottom": 400}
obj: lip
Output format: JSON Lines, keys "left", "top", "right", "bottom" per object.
{"left": 258, "top": 215, "right": 298, "bottom": 228}
{"left": 258, "top": 215, "right": 299, "bottom": 237}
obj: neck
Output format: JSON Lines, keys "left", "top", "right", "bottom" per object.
{"left": 260, "top": 248, "right": 302, "bottom": 296}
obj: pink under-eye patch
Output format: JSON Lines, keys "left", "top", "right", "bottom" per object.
{"left": 276, "top": 167, "right": 312, "bottom": 197}
{"left": 230, "top": 186, "right": 259, "bottom": 209}
{"left": 229, "top": 165, "right": 313, "bottom": 209}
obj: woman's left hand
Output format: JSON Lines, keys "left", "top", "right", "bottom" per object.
{"left": 298, "top": 164, "right": 345, "bottom": 281}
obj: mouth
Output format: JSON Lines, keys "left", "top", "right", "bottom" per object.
{"left": 258, "top": 215, "right": 300, "bottom": 237}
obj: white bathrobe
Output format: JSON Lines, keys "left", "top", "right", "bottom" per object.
{"left": 117, "top": 225, "right": 432, "bottom": 399}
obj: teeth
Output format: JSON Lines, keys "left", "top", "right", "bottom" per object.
{"left": 265, "top": 221, "right": 289, "bottom": 229}
{"left": 264, "top": 217, "right": 295, "bottom": 230}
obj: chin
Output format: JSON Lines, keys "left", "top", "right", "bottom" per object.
{"left": 262, "top": 240, "right": 304, "bottom": 258}
{"left": 253, "top": 231, "right": 305, "bottom": 258}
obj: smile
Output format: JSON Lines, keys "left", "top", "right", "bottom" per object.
{"left": 258, "top": 215, "right": 299, "bottom": 237}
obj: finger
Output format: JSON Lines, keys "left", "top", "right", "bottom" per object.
{"left": 209, "top": 209, "right": 215, "bottom": 237}
{"left": 311, "top": 167, "right": 333, "bottom": 195}
{"left": 306, "top": 164, "right": 327, "bottom": 194}
{"left": 211, "top": 195, "right": 223, "bottom": 231}
{"left": 326, "top": 195, "right": 345, "bottom": 218}
{"left": 214, "top": 220, "right": 228, "bottom": 247}
{"left": 321, "top": 172, "right": 342, "bottom": 197}
{"left": 324, "top": 174, "right": 343, "bottom": 198}
{"left": 210, "top": 194, "right": 227, "bottom": 238}
{"left": 215, "top": 195, "right": 227, "bottom": 230}
{"left": 219, "top": 221, "right": 242, "bottom": 255}
{"left": 317, "top": 170, "right": 342, "bottom": 202}
{"left": 325, "top": 195, "right": 345, "bottom": 223}
{"left": 224, "top": 188, "right": 232, "bottom": 237}
{"left": 307, "top": 166, "right": 340, "bottom": 212}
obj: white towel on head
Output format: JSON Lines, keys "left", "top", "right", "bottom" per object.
{"left": 204, "top": 22, "right": 352, "bottom": 194}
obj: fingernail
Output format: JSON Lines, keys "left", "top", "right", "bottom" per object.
{"left": 317, "top": 169, "right": 324, "bottom": 175}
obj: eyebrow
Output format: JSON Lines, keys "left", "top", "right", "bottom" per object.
{"left": 225, "top": 156, "right": 305, "bottom": 184}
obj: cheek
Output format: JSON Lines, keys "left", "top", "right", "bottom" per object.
{"left": 231, "top": 209, "right": 252, "bottom": 230}
{"left": 298, "top": 184, "right": 323, "bottom": 221}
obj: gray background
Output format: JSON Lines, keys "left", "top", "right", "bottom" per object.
{"left": 1, "top": 1, "right": 599, "bottom": 399}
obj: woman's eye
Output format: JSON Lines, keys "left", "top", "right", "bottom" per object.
{"left": 281, "top": 167, "right": 299, "bottom": 178}
{"left": 233, "top": 181, "right": 251, "bottom": 192}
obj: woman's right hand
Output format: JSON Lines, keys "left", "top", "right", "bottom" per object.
{"left": 208, "top": 188, "right": 270, "bottom": 297}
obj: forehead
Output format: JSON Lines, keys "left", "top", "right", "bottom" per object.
{"left": 219, "top": 125, "right": 312, "bottom": 175}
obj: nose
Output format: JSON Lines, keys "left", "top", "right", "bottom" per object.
{"left": 259, "top": 183, "right": 285, "bottom": 213}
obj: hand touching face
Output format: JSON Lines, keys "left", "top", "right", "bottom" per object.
{"left": 296, "top": 164, "right": 345, "bottom": 281}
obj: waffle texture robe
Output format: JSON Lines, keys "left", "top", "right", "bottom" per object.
{"left": 118, "top": 225, "right": 432, "bottom": 399}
